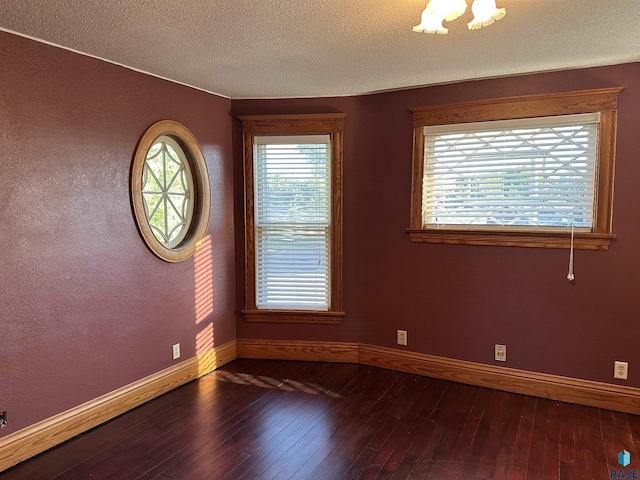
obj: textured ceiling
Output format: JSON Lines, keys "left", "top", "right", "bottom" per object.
{"left": 0, "top": 0, "right": 639, "bottom": 99}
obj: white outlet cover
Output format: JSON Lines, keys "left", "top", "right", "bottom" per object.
{"left": 614, "top": 361, "right": 628, "bottom": 380}
{"left": 495, "top": 344, "right": 507, "bottom": 362}
{"left": 172, "top": 343, "right": 181, "bottom": 360}
{"left": 397, "top": 330, "right": 407, "bottom": 346}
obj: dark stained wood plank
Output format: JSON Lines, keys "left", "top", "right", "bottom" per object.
{"left": 558, "top": 402, "right": 577, "bottom": 465}
{"left": 524, "top": 397, "right": 549, "bottom": 480}
{"left": 475, "top": 390, "right": 516, "bottom": 479}
{"left": 508, "top": 404, "right": 536, "bottom": 479}
{"left": 542, "top": 413, "right": 561, "bottom": 479}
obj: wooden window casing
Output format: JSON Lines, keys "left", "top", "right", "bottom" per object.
{"left": 408, "top": 88, "right": 623, "bottom": 250}
{"left": 240, "top": 114, "right": 345, "bottom": 324}
{"left": 131, "top": 120, "right": 211, "bottom": 262}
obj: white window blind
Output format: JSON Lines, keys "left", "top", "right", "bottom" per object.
{"left": 423, "top": 113, "right": 600, "bottom": 230}
{"left": 254, "top": 135, "right": 331, "bottom": 310}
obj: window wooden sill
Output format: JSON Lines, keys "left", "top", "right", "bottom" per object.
{"left": 241, "top": 310, "right": 345, "bottom": 324}
{"left": 406, "top": 229, "right": 614, "bottom": 250}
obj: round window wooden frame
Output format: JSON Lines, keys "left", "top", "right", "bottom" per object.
{"left": 131, "top": 120, "right": 211, "bottom": 262}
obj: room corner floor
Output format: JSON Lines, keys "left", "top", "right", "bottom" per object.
{"left": 2, "top": 359, "right": 638, "bottom": 479}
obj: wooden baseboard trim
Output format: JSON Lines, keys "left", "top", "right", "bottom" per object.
{"left": 237, "top": 339, "right": 359, "bottom": 363}
{"left": 360, "top": 344, "right": 640, "bottom": 415}
{"left": 0, "top": 340, "right": 237, "bottom": 473}
{"left": 237, "top": 339, "right": 640, "bottom": 415}
{"left": 6, "top": 338, "right": 640, "bottom": 473}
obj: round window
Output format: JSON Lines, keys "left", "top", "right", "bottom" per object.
{"left": 131, "top": 121, "right": 211, "bottom": 262}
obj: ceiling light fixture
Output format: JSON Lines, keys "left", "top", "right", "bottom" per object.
{"left": 413, "top": 0, "right": 506, "bottom": 34}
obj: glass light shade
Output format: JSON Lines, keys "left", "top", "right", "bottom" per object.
{"left": 442, "top": 0, "right": 467, "bottom": 21}
{"left": 413, "top": 0, "right": 467, "bottom": 34}
{"left": 467, "top": 0, "right": 506, "bottom": 30}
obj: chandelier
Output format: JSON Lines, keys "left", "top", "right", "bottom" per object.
{"left": 413, "top": 0, "right": 506, "bottom": 34}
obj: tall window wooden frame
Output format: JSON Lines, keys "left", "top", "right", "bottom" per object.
{"left": 408, "top": 88, "right": 623, "bottom": 250}
{"left": 240, "top": 114, "right": 345, "bottom": 324}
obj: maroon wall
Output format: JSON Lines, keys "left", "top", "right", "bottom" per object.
{"left": 232, "top": 63, "right": 640, "bottom": 387}
{"left": 0, "top": 31, "right": 235, "bottom": 435}
{"left": 3, "top": 25, "right": 639, "bottom": 440}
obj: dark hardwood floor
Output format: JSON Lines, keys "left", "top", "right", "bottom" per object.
{"left": 2, "top": 359, "right": 639, "bottom": 479}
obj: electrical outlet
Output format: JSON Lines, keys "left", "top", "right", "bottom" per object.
{"left": 172, "top": 343, "right": 181, "bottom": 360}
{"left": 0, "top": 411, "right": 7, "bottom": 428}
{"left": 495, "top": 344, "right": 507, "bottom": 362}
{"left": 397, "top": 330, "right": 408, "bottom": 346}
{"left": 614, "top": 361, "right": 628, "bottom": 380}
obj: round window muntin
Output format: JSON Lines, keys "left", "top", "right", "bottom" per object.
{"left": 131, "top": 121, "right": 211, "bottom": 263}
{"left": 142, "top": 135, "right": 195, "bottom": 248}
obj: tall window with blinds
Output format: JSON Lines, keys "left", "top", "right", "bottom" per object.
{"left": 254, "top": 135, "right": 331, "bottom": 310}
{"left": 241, "top": 113, "right": 344, "bottom": 323}
{"left": 409, "top": 88, "right": 620, "bottom": 250}
{"left": 422, "top": 114, "right": 599, "bottom": 231}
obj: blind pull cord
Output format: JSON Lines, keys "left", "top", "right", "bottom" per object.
{"left": 567, "top": 224, "right": 575, "bottom": 282}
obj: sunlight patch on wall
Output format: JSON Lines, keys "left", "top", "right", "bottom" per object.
{"left": 194, "top": 234, "right": 216, "bottom": 375}
{"left": 194, "top": 235, "right": 213, "bottom": 324}
{"left": 196, "top": 322, "right": 214, "bottom": 355}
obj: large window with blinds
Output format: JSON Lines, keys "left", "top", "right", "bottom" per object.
{"left": 254, "top": 135, "right": 331, "bottom": 310}
{"left": 240, "top": 114, "right": 345, "bottom": 324}
{"left": 423, "top": 114, "right": 598, "bottom": 230}
{"left": 409, "top": 88, "right": 621, "bottom": 250}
